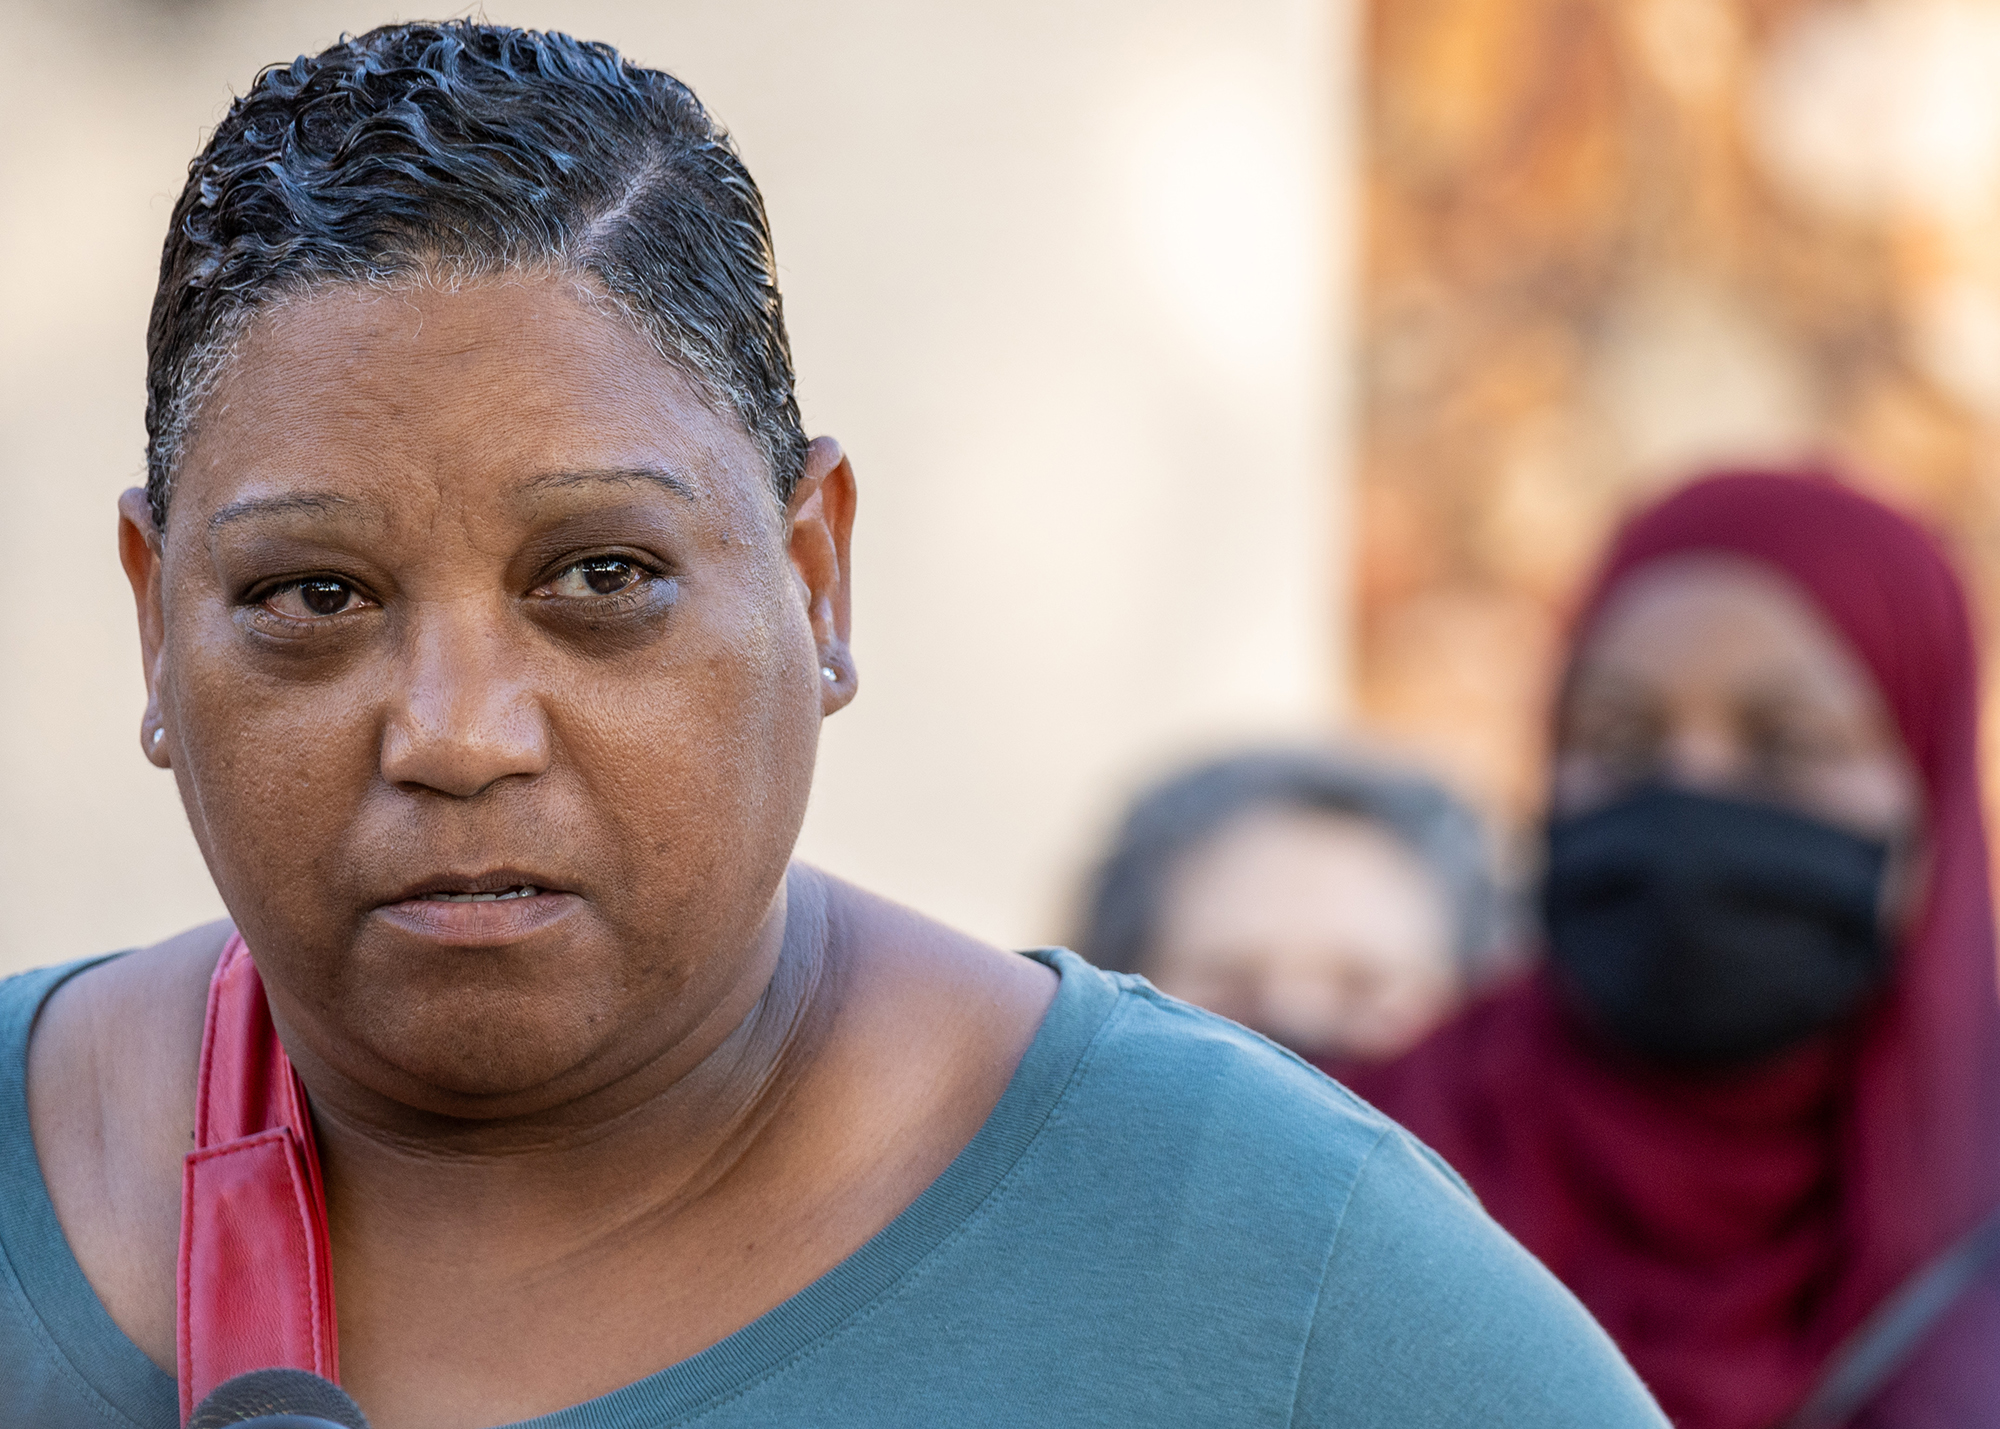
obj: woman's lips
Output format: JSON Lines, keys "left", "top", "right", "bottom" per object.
{"left": 374, "top": 888, "right": 580, "bottom": 944}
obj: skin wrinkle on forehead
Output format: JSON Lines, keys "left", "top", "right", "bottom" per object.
{"left": 201, "top": 471, "right": 706, "bottom": 566}
{"left": 178, "top": 293, "right": 743, "bottom": 546}
{"left": 525, "top": 468, "right": 700, "bottom": 504}
{"left": 158, "top": 267, "right": 774, "bottom": 537}
{"left": 208, "top": 492, "right": 356, "bottom": 535}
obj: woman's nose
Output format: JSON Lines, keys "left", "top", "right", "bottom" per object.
{"left": 378, "top": 602, "right": 551, "bottom": 798}
{"left": 1660, "top": 715, "right": 1752, "bottom": 793}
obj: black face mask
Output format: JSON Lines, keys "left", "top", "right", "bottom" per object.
{"left": 1542, "top": 786, "right": 1894, "bottom": 1068}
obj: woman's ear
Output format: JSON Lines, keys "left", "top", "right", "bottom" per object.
{"left": 787, "top": 437, "right": 858, "bottom": 716}
{"left": 118, "top": 487, "right": 173, "bottom": 767}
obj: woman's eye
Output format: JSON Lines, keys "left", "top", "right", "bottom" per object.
{"left": 265, "top": 578, "right": 365, "bottom": 619}
{"left": 543, "top": 558, "right": 650, "bottom": 599}
{"left": 1746, "top": 706, "right": 1852, "bottom": 776}
{"left": 1573, "top": 705, "right": 1663, "bottom": 770}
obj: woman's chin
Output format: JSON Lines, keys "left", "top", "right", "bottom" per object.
{"left": 366, "top": 1020, "right": 625, "bottom": 1109}
{"left": 326, "top": 967, "right": 665, "bottom": 1112}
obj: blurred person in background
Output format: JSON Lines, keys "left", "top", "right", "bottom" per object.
{"left": 1351, "top": 471, "right": 2000, "bottom": 1429}
{"left": 1078, "top": 749, "right": 1504, "bottom": 1063}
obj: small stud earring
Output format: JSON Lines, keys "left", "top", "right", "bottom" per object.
{"left": 151, "top": 728, "right": 165, "bottom": 747}
{"left": 820, "top": 665, "right": 838, "bottom": 682}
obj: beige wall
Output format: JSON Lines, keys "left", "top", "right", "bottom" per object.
{"left": 0, "top": 0, "right": 1354, "bottom": 969}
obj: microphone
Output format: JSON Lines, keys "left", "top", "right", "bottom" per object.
{"left": 187, "top": 1368, "right": 371, "bottom": 1429}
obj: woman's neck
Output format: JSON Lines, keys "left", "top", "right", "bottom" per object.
{"left": 295, "top": 870, "right": 840, "bottom": 1245}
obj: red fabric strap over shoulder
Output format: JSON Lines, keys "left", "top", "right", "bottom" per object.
{"left": 176, "top": 934, "right": 339, "bottom": 1424}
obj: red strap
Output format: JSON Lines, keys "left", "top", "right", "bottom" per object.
{"left": 176, "top": 935, "right": 340, "bottom": 1423}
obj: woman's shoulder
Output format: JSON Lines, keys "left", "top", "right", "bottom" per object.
{"left": 1052, "top": 955, "right": 1442, "bottom": 1176}
{"left": 904, "top": 956, "right": 1663, "bottom": 1424}
{"left": 1056, "top": 963, "right": 1662, "bottom": 1422}
{"left": 1012, "top": 952, "right": 1509, "bottom": 1285}
{"left": 19, "top": 920, "right": 230, "bottom": 1379}
{"left": 13, "top": 919, "right": 226, "bottom": 1163}
{"left": 23, "top": 919, "right": 227, "bottom": 1109}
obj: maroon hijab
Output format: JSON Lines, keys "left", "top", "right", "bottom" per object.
{"left": 1349, "top": 471, "right": 2000, "bottom": 1428}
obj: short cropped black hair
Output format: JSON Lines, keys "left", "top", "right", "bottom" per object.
{"left": 145, "top": 20, "right": 807, "bottom": 529}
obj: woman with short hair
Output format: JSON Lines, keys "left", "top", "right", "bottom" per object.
{"left": 4, "top": 23, "right": 1662, "bottom": 1427}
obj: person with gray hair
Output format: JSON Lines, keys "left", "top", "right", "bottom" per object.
{"left": 1079, "top": 748, "right": 1505, "bottom": 1063}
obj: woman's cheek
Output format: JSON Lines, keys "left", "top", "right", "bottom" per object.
{"left": 168, "top": 640, "right": 377, "bottom": 930}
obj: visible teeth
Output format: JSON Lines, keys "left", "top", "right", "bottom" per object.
{"left": 422, "top": 886, "right": 538, "bottom": 903}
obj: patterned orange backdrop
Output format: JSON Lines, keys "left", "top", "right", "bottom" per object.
{"left": 1357, "top": 0, "right": 2000, "bottom": 856}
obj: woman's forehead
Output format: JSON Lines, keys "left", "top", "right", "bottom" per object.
{"left": 170, "top": 276, "right": 767, "bottom": 530}
{"left": 1575, "top": 553, "right": 1880, "bottom": 713}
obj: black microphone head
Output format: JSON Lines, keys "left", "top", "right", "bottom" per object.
{"left": 188, "top": 1368, "right": 371, "bottom": 1429}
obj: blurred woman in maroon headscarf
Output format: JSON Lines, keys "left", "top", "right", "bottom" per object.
{"left": 1347, "top": 470, "right": 2000, "bottom": 1428}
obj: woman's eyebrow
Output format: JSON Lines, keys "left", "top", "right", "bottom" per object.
{"left": 206, "top": 491, "right": 354, "bottom": 534}
{"left": 523, "top": 467, "right": 698, "bottom": 503}
{"left": 1569, "top": 664, "right": 1652, "bottom": 704}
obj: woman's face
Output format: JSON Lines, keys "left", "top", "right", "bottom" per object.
{"left": 1553, "top": 554, "right": 1921, "bottom": 843}
{"left": 1146, "top": 806, "right": 1462, "bottom": 1062}
{"left": 120, "top": 275, "right": 853, "bottom": 1117}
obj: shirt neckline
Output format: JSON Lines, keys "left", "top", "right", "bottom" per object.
{"left": 1, "top": 947, "right": 1117, "bottom": 1429}
{"left": 514, "top": 945, "right": 1115, "bottom": 1428}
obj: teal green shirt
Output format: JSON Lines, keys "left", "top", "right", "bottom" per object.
{"left": 0, "top": 949, "right": 1664, "bottom": 1427}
